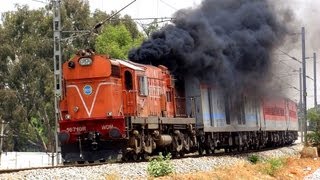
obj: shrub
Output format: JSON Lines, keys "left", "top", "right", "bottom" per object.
{"left": 247, "top": 154, "right": 260, "bottom": 164}
{"left": 147, "top": 153, "right": 174, "bottom": 177}
{"left": 263, "top": 158, "right": 286, "bottom": 176}
{"left": 307, "top": 132, "right": 320, "bottom": 146}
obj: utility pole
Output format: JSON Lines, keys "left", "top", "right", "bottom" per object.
{"left": 53, "top": 0, "right": 62, "bottom": 165}
{"left": 299, "top": 68, "right": 304, "bottom": 143}
{"left": 314, "top": 53, "right": 317, "bottom": 107}
{"left": 301, "top": 27, "right": 308, "bottom": 144}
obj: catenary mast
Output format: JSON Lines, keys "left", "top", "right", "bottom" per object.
{"left": 52, "top": 0, "right": 62, "bottom": 165}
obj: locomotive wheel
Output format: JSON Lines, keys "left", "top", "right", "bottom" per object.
{"left": 206, "top": 139, "right": 215, "bottom": 154}
{"left": 179, "top": 151, "right": 185, "bottom": 157}
{"left": 140, "top": 152, "right": 149, "bottom": 160}
{"left": 122, "top": 156, "right": 128, "bottom": 162}
{"left": 183, "top": 135, "right": 191, "bottom": 152}
{"left": 77, "top": 161, "right": 85, "bottom": 164}
{"left": 205, "top": 148, "right": 212, "bottom": 154}
{"left": 225, "top": 147, "right": 232, "bottom": 153}
{"left": 132, "top": 153, "right": 138, "bottom": 161}
{"left": 63, "top": 161, "right": 72, "bottom": 165}
{"left": 198, "top": 146, "right": 205, "bottom": 155}
{"left": 121, "top": 152, "right": 130, "bottom": 162}
{"left": 242, "top": 144, "right": 249, "bottom": 151}
{"left": 171, "top": 151, "right": 178, "bottom": 158}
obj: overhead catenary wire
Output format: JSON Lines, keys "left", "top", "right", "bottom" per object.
{"left": 159, "top": 0, "right": 188, "bottom": 16}
{"left": 30, "top": 0, "right": 48, "bottom": 4}
{"left": 273, "top": 58, "right": 314, "bottom": 81}
{"left": 61, "top": 0, "right": 137, "bottom": 42}
{"left": 271, "top": 72, "right": 299, "bottom": 91}
{"left": 91, "top": 0, "right": 136, "bottom": 32}
{"left": 277, "top": 49, "right": 302, "bottom": 63}
{"left": 159, "top": 0, "right": 179, "bottom": 12}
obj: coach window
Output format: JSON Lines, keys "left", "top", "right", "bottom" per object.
{"left": 166, "top": 91, "right": 172, "bottom": 102}
{"left": 124, "top": 71, "right": 133, "bottom": 90}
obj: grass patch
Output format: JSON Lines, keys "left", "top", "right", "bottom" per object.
{"left": 247, "top": 154, "right": 260, "bottom": 164}
{"left": 147, "top": 153, "right": 174, "bottom": 177}
{"left": 261, "top": 157, "right": 286, "bottom": 176}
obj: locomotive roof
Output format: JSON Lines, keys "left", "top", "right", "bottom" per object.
{"left": 111, "top": 59, "right": 145, "bottom": 71}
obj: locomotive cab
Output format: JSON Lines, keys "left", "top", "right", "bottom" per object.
{"left": 59, "top": 50, "right": 126, "bottom": 162}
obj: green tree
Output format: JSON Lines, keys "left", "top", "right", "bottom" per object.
{"left": 95, "top": 24, "right": 143, "bottom": 59}
{"left": 0, "top": 5, "right": 54, "bottom": 151}
{"left": 141, "top": 19, "right": 160, "bottom": 38}
{"left": 307, "top": 107, "right": 320, "bottom": 146}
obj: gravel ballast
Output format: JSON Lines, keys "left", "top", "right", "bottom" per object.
{"left": 0, "top": 144, "right": 303, "bottom": 180}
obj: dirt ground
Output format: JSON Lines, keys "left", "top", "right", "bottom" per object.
{"left": 156, "top": 157, "right": 320, "bottom": 180}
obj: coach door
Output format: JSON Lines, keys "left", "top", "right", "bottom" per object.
{"left": 122, "top": 70, "right": 137, "bottom": 116}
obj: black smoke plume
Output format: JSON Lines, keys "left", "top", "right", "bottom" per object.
{"left": 129, "top": 0, "right": 292, "bottom": 96}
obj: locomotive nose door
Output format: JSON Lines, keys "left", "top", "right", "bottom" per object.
{"left": 122, "top": 70, "right": 137, "bottom": 116}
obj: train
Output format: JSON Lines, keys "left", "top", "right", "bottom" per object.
{"left": 57, "top": 49, "right": 298, "bottom": 163}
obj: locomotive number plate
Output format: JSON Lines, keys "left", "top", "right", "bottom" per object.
{"left": 66, "top": 126, "right": 86, "bottom": 133}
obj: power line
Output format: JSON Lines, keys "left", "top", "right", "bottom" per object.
{"left": 271, "top": 72, "right": 299, "bottom": 91}
{"left": 131, "top": 17, "right": 174, "bottom": 21}
{"left": 92, "top": 0, "right": 136, "bottom": 31}
{"left": 274, "top": 59, "right": 299, "bottom": 71}
{"left": 277, "top": 49, "right": 302, "bottom": 63}
{"left": 30, "top": 0, "right": 48, "bottom": 4}
{"left": 273, "top": 59, "right": 314, "bottom": 81}
{"left": 159, "top": 0, "right": 179, "bottom": 12}
{"left": 61, "top": 0, "right": 137, "bottom": 42}
{"left": 159, "top": 0, "right": 188, "bottom": 16}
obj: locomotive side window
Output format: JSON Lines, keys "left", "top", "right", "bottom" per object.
{"left": 124, "top": 71, "right": 133, "bottom": 90}
{"left": 138, "top": 76, "right": 148, "bottom": 96}
{"left": 111, "top": 65, "right": 120, "bottom": 77}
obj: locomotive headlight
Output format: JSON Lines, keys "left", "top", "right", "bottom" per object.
{"left": 68, "top": 61, "right": 75, "bottom": 69}
{"left": 65, "top": 114, "right": 71, "bottom": 120}
{"left": 79, "top": 58, "right": 92, "bottom": 66}
{"left": 73, "top": 106, "right": 79, "bottom": 112}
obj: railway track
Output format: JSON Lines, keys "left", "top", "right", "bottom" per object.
{"left": 0, "top": 143, "right": 300, "bottom": 174}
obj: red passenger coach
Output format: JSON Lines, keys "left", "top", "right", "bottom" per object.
{"left": 262, "top": 98, "right": 298, "bottom": 131}
{"left": 263, "top": 98, "right": 286, "bottom": 129}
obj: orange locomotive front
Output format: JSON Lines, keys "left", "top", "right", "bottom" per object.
{"left": 58, "top": 50, "right": 183, "bottom": 162}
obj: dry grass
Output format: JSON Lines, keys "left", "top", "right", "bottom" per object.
{"left": 103, "top": 156, "right": 320, "bottom": 180}
{"left": 152, "top": 157, "right": 320, "bottom": 180}
{"left": 105, "top": 173, "right": 121, "bottom": 180}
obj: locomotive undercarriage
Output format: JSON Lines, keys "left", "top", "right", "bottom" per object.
{"left": 122, "top": 118, "right": 198, "bottom": 161}
{"left": 61, "top": 120, "right": 297, "bottom": 164}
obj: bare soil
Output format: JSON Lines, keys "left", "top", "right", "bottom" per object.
{"left": 155, "top": 157, "right": 320, "bottom": 180}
